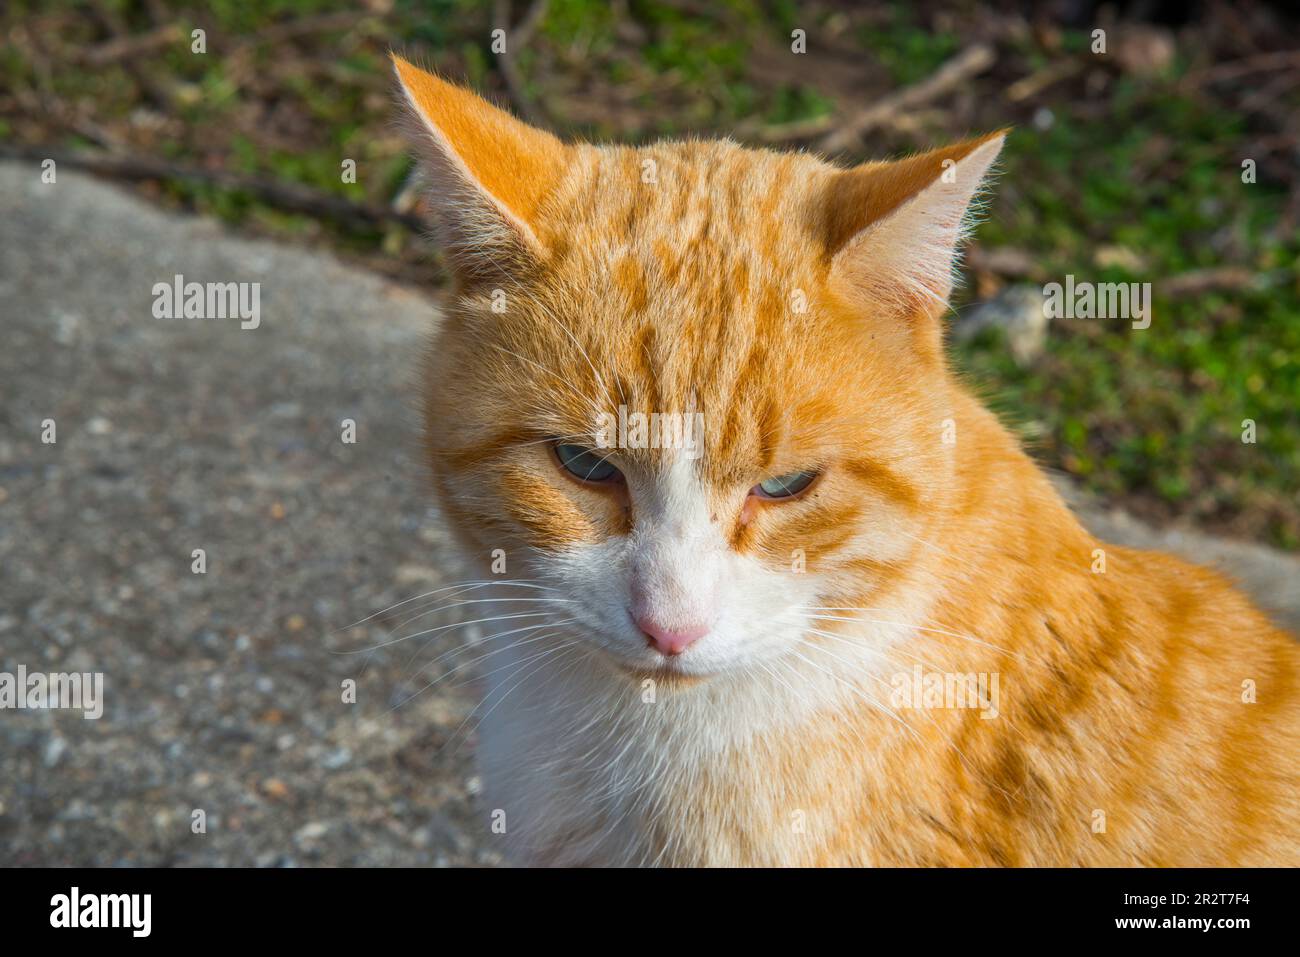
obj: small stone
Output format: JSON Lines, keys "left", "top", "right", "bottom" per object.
{"left": 261, "top": 778, "right": 290, "bottom": 801}
{"left": 396, "top": 564, "right": 440, "bottom": 585}
{"left": 953, "top": 285, "right": 1050, "bottom": 366}
{"left": 1114, "top": 25, "right": 1175, "bottom": 77}
{"left": 1093, "top": 245, "right": 1146, "bottom": 273}
{"left": 322, "top": 747, "right": 352, "bottom": 770}
{"left": 294, "top": 821, "right": 329, "bottom": 847}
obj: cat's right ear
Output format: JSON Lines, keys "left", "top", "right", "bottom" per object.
{"left": 819, "top": 132, "right": 1006, "bottom": 318}
{"left": 391, "top": 55, "right": 569, "bottom": 284}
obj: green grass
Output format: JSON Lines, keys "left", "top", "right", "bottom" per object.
{"left": 953, "top": 62, "right": 1299, "bottom": 547}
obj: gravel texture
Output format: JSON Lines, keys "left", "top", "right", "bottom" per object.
{"left": 0, "top": 162, "right": 494, "bottom": 866}
{"left": 0, "top": 162, "right": 1295, "bottom": 866}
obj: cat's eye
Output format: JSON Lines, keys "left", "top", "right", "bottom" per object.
{"left": 554, "top": 442, "right": 623, "bottom": 484}
{"left": 752, "top": 469, "right": 819, "bottom": 500}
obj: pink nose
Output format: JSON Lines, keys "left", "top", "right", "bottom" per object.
{"left": 635, "top": 615, "right": 709, "bottom": 657}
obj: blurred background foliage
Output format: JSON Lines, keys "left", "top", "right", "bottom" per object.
{"left": 2, "top": 0, "right": 1297, "bottom": 547}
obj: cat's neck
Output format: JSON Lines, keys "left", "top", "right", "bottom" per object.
{"left": 913, "top": 383, "right": 1111, "bottom": 670}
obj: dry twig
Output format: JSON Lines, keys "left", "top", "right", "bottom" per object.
{"left": 0, "top": 144, "right": 425, "bottom": 232}
{"left": 492, "top": 0, "right": 552, "bottom": 128}
{"left": 78, "top": 23, "right": 184, "bottom": 67}
{"left": 815, "top": 44, "right": 996, "bottom": 155}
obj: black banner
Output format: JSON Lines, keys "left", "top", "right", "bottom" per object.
{"left": 0, "top": 867, "right": 1281, "bottom": 942}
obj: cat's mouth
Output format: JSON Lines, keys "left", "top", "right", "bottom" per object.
{"left": 604, "top": 654, "right": 712, "bottom": 688}
{"left": 622, "top": 664, "right": 710, "bottom": 688}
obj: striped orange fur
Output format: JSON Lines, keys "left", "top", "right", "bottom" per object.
{"left": 394, "top": 56, "right": 1299, "bottom": 866}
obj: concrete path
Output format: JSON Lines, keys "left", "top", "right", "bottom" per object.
{"left": 0, "top": 162, "right": 1295, "bottom": 865}
{"left": 0, "top": 162, "right": 488, "bottom": 865}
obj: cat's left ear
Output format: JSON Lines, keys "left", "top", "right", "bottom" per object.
{"left": 821, "top": 131, "right": 1007, "bottom": 315}
{"left": 391, "top": 54, "right": 570, "bottom": 284}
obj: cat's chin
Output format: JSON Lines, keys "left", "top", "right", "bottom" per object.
{"left": 599, "top": 652, "right": 717, "bottom": 688}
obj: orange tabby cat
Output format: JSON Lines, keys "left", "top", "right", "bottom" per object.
{"left": 392, "top": 55, "right": 1299, "bottom": 866}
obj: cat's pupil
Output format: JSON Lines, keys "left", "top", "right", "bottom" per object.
{"left": 556, "top": 443, "right": 620, "bottom": 483}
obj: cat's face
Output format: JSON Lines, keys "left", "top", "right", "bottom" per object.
{"left": 395, "top": 57, "right": 1003, "bottom": 682}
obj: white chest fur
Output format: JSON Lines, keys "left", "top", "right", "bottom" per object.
{"left": 471, "top": 630, "right": 898, "bottom": 866}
